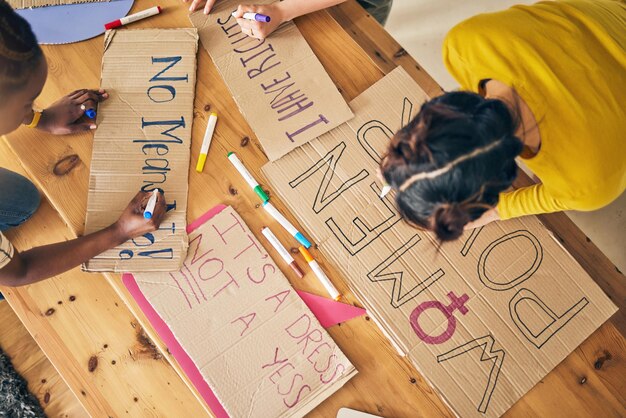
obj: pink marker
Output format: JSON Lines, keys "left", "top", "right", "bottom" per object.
{"left": 261, "top": 227, "right": 304, "bottom": 279}
{"left": 105, "top": 6, "right": 162, "bottom": 30}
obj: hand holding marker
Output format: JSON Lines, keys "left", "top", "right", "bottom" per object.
{"left": 232, "top": 11, "right": 271, "bottom": 22}
{"left": 143, "top": 189, "right": 159, "bottom": 219}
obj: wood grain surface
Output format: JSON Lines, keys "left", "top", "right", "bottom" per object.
{"left": 1, "top": 0, "right": 624, "bottom": 416}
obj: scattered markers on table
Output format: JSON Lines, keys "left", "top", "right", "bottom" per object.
{"left": 263, "top": 201, "right": 311, "bottom": 248}
{"left": 196, "top": 112, "right": 218, "bottom": 173}
{"left": 143, "top": 189, "right": 159, "bottom": 219}
{"left": 261, "top": 227, "right": 304, "bottom": 279}
{"left": 232, "top": 11, "right": 271, "bottom": 22}
{"left": 227, "top": 152, "right": 269, "bottom": 203}
{"left": 105, "top": 6, "right": 162, "bottom": 30}
{"left": 299, "top": 246, "right": 341, "bottom": 301}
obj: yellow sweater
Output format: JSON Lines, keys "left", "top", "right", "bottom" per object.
{"left": 443, "top": 0, "right": 626, "bottom": 219}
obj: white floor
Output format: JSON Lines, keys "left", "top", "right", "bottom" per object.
{"left": 385, "top": 0, "right": 626, "bottom": 273}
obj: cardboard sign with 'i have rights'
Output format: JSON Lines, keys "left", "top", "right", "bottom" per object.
{"left": 84, "top": 29, "right": 198, "bottom": 272}
{"left": 189, "top": 0, "right": 354, "bottom": 161}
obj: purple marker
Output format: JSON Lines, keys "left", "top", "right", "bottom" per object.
{"left": 234, "top": 11, "right": 271, "bottom": 23}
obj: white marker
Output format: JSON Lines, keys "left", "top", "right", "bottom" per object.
{"left": 227, "top": 152, "right": 269, "bottom": 202}
{"left": 263, "top": 201, "right": 311, "bottom": 248}
{"left": 143, "top": 189, "right": 159, "bottom": 219}
{"left": 196, "top": 112, "right": 218, "bottom": 173}
{"left": 231, "top": 11, "right": 271, "bottom": 22}
{"left": 105, "top": 6, "right": 162, "bottom": 30}
{"left": 261, "top": 227, "right": 304, "bottom": 279}
{"left": 299, "top": 246, "right": 341, "bottom": 301}
{"left": 380, "top": 184, "right": 392, "bottom": 198}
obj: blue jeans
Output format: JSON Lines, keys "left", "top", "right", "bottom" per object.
{"left": 0, "top": 168, "right": 40, "bottom": 232}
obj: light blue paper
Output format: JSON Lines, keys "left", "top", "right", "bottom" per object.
{"left": 17, "top": 0, "right": 134, "bottom": 45}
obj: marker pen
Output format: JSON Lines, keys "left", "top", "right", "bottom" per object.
{"left": 143, "top": 189, "right": 159, "bottom": 219}
{"left": 380, "top": 184, "right": 392, "bottom": 198}
{"left": 196, "top": 113, "right": 218, "bottom": 173}
{"left": 261, "top": 227, "right": 304, "bottom": 279}
{"left": 299, "top": 246, "right": 341, "bottom": 301}
{"left": 232, "top": 11, "right": 271, "bottom": 22}
{"left": 105, "top": 6, "right": 162, "bottom": 30}
{"left": 263, "top": 201, "right": 311, "bottom": 248}
{"left": 227, "top": 152, "right": 269, "bottom": 203}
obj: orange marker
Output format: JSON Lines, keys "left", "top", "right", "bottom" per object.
{"left": 299, "top": 246, "right": 341, "bottom": 301}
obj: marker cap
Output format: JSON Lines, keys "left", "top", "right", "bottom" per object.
{"left": 105, "top": 19, "right": 122, "bottom": 30}
{"left": 298, "top": 246, "right": 314, "bottom": 263}
{"left": 253, "top": 185, "right": 270, "bottom": 203}
{"left": 144, "top": 212, "right": 153, "bottom": 219}
{"left": 196, "top": 154, "right": 207, "bottom": 173}
{"left": 295, "top": 232, "right": 311, "bottom": 248}
{"left": 85, "top": 108, "right": 96, "bottom": 119}
{"left": 290, "top": 262, "right": 305, "bottom": 279}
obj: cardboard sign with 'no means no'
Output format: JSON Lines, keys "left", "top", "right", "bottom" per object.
{"left": 84, "top": 29, "right": 198, "bottom": 272}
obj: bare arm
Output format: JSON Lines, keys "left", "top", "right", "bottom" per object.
{"left": 232, "top": 0, "right": 346, "bottom": 38}
{"left": 0, "top": 191, "right": 165, "bottom": 287}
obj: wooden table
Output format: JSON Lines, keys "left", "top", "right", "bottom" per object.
{"left": 1, "top": 0, "right": 624, "bottom": 416}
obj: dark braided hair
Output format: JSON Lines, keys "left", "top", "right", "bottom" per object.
{"left": 381, "top": 91, "right": 524, "bottom": 242}
{"left": 0, "top": 0, "right": 42, "bottom": 97}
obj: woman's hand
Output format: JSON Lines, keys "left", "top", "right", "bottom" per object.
{"left": 185, "top": 0, "right": 218, "bottom": 14}
{"left": 113, "top": 190, "right": 167, "bottom": 242}
{"left": 233, "top": 3, "right": 285, "bottom": 39}
{"left": 37, "top": 89, "right": 108, "bottom": 135}
{"left": 464, "top": 208, "right": 500, "bottom": 230}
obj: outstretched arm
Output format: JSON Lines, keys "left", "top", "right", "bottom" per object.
{"left": 232, "top": 0, "right": 345, "bottom": 39}
{"left": 0, "top": 191, "right": 165, "bottom": 287}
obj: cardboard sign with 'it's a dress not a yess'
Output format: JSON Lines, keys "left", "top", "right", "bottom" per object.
{"left": 126, "top": 205, "right": 357, "bottom": 418}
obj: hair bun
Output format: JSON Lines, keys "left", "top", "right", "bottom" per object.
{"left": 432, "top": 203, "right": 471, "bottom": 242}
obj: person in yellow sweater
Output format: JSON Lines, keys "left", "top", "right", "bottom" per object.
{"left": 380, "top": 0, "right": 625, "bottom": 241}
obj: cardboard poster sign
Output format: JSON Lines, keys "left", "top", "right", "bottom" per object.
{"left": 262, "top": 67, "right": 617, "bottom": 417}
{"left": 84, "top": 29, "right": 198, "bottom": 272}
{"left": 130, "top": 205, "right": 357, "bottom": 418}
{"left": 9, "top": 0, "right": 107, "bottom": 9}
{"left": 189, "top": 0, "right": 354, "bottom": 161}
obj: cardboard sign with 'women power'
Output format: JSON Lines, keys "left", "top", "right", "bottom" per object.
{"left": 262, "top": 67, "right": 617, "bottom": 417}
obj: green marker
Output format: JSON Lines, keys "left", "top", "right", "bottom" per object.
{"left": 227, "top": 152, "right": 270, "bottom": 202}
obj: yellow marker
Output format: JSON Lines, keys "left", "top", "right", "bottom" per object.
{"left": 299, "top": 246, "right": 341, "bottom": 301}
{"left": 196, "top": 112, "right": 218, "bottom": 173}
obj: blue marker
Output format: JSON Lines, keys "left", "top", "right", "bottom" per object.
{"left": 143, "top": 190, "right": 159, "bottom": 219}
{"left": 263, "top": 201, "right": 312, "bottom": 248}
{"left": 85, "top": 108, "right": 96, "bottom": 119}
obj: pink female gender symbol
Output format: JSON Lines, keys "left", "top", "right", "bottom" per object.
{"left": 409, "top": 292, "right": 470, "bottom": 345}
